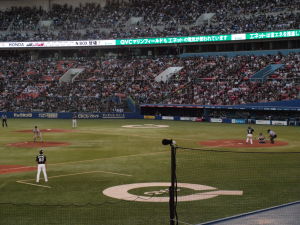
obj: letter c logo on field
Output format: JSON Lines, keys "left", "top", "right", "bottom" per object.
{"left": 103, "top": 182, "right": 243, "bottom": 202}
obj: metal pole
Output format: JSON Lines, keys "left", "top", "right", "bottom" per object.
{"left": 169, "top": 144, "right": 176, "bottom": 225}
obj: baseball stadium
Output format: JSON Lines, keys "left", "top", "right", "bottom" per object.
{"left": 0, "top": 0, "right": 300, "bottom": 225}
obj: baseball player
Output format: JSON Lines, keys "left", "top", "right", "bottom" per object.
{"left": 2, "top": 113, "right": 8, "bottom": 127}
{"left": 268, "top": 129, "right": 277, "bottom": 144}
{"left": 246, "top": 126, "right": 254, "bottom": 144}
{"left": 72, "top": 113, "right": 77, "bottom": 128}
{"left": 258, "top": 133, "right": 266, "bottom": 144}
{"left": 36, "top": 149, "right": 48, "bottom": 183}
{"left": 33, "top": 126, "right": 43, "bottom": 142}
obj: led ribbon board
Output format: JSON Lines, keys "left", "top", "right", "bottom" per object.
{"left": 116, "top": 30, "right": 300, "bottom": 45}
{"left": 0, "top": 40, "right": 116, "bottom": 48}
{"left": 0, "top": 30, "right": 299, "bottom": 48}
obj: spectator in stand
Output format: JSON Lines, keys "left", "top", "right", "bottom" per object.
{"left": 0, "top": 53, "right": 299, "bottom": 112}
{"left": 0, "top": 1, "right": 299, "bottom": 41}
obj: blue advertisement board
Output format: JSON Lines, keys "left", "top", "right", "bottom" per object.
{"left": 0, "top": 112, "right": 142, "bottom": 119}
{"left": 232, "top": 119, "right": 246, "bottom": 124}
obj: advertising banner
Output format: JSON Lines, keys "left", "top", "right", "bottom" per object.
{"left": 210, "top": 118, "right": 222, "bottom": 123}
{"left": 0, "top": 40, "right": 116, "bottom": 49}
{"left": 162, "top": 116, "right": 174, "bottom": 120}
{"left": 232, "top": 119, "right": 246, "bottom": 124}
{"left": 144, "top": 115, "right": 156, "bottom": 119}
{"left": 256, "top": 120, "right": 271, "bottom": 125}
{"left": 180, "top": 117, "right": 197, "bottom": 121}
{"left": 272, "top": 120, "right": 288, "bottom": 126}
{"left": 1, "top": 30, "right": 299, "bottom": 49}
{"left": 37, "top": 113, "right": 58, "bottom": 119}
{"left": 1, "top": 112, "right": 138, "bottom": 119}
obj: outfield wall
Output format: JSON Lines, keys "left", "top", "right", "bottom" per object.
{"left": 0, "top": 112, "right": 143, "bottom": 119}
{"left": 0, "top": 109, "right": 298, "bottom": 126}
{"left": 140, "top": 101, "right": 300, "bottom": 126}
{"left": 143, "top": 115, "right": 293, "bottom": 126}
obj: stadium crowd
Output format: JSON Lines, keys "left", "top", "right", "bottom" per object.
{"left": 0, "top": 0, "right": 299, "bottom": 41}
{"left": 0, "top": 52, "right": 299, "bottom": 112}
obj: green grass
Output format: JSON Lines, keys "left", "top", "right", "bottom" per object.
{"left": 0, "top": 119, "right": 299, "bottom": 225}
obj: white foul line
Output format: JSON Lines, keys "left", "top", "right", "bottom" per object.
{"left": 16, "top": 170, "right": 132, "bottom": 188}
{"left": 16, "top": 180, "right": 51, "bottom": 188}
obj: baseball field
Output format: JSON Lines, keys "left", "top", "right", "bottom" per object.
{"left": 0, "top": 118, "right": 299, "bottom": 225}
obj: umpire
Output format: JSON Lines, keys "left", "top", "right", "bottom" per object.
{"left": 2, "top": 113, "right": 7, "bottom": 127}
{"left": 267, "top": 129, "right": 277, "bottom": 144}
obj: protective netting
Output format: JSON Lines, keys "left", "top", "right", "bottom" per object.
{"left": 0, "top": 201, "right": 169, "bottom": 225}
{"left": 174, "top": 147, "right": 300, "bottom": 225}
{"left": 1, "top": 147, "right": 299, "bottom": 225}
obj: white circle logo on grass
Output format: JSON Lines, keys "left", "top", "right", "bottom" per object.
{"left": 122, "top": 124, "right": 169, "bottom": 128}
{"left": 103, "top": 182, "right": 243, "bottom": 202}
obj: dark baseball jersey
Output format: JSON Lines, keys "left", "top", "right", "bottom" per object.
{"left": 36, "top": 154, "right": 46, "bottom": 164}
{"left": 258, "top": 135, "right": 266, "bottom": 143}
{"left": 247, "top": 127, "right": 254, "bottom": 134}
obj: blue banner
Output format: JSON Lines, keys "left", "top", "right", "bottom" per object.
{"left": 232, "top": 119, "right": 246, "bottom": 124}
{"left": 0, "top": 112, "right": 142, "bottom": 119}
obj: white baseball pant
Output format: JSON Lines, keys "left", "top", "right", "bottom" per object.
{"left": 36, "top": 164, "right": 48, "bottom": 182}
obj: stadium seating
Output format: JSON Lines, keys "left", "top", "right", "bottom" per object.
{"left": 0, "top": 53, "right": 299, "bottom": 112}
{"left": 0, "top": 1, "right": 299, "bottom": 112}
{"left": 0, "top": 0, "right": 299, "bottom": 41}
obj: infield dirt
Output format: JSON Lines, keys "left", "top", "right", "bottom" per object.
{"left": 0, "top": 165, "right": 36, "bottom": 174}
{"left": 6, "top": 141, "right": 71, "bottom": 148}
{"left": 199, "top": 139, "right": 288, "bottom": 148}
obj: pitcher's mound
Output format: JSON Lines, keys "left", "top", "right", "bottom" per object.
{"left": 15, "top": 129, "right": 75, "bottom": 133}
{"left": 199, "top": 139, "right": 288, "bottom": 148}
{"left": 7, "top": 141, "right": 71, "bottom": 148}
